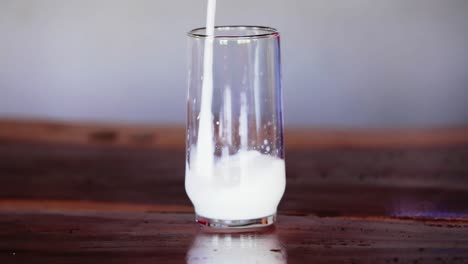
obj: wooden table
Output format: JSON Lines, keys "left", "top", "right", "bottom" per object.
{"left": 1, "top": 120, "right": 468, "bottom": 263}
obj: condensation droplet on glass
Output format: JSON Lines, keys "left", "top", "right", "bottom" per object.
{"left": 264, "top": 139, "right": 268, "bottom": 145}
{"left": 216, "top": 121, "right": 220, "bottom": 126}
{"left": 197, "top": 115, "right": 200, "bottom": 120}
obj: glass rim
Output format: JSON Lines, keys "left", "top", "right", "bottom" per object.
{"left": 187, "top": 25, "right": 280, "bottom": 39}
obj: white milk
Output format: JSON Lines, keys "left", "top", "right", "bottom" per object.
{"left": 186, "top": 151, "right": 286, "bottom": 220}
{"left": 186, "top": 0, "right": 286, "bottom": 221}
{"left": 195, "top": 0, "right": 217, "bottom": 176}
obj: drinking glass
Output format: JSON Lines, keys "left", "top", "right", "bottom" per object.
{"left": 186, "top": 26, "right": 286, "bottom": 229}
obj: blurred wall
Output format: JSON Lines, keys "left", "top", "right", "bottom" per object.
{"left": 0, "top": 0, "right": 467, "bottom": 128}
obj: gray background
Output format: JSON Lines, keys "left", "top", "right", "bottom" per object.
{"left": 0, "top": 0, "right": 467, "bottom": 128}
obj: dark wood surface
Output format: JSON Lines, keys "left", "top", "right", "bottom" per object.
{"left": 1, "top": 120, "right": 468, "bottom": 263}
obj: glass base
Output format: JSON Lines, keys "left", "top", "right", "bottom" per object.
{"left": 196, "top": 214, "right": 276, "bottom": 230}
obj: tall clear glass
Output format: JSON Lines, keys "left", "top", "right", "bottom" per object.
{"left": 186, "top": 26, "right": 286, "bottom": 229}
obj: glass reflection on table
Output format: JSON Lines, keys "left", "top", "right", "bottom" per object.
{"left": 187, "top": 229, "right": 287, "bottom": 264}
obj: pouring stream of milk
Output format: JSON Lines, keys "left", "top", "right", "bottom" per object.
{"left": 196, "top": 0, "right": 217, "bottom": 176}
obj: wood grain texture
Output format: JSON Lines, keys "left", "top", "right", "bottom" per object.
{"left": 0, "top": 119, "right": 184, "bottom": 148}
{"left": 1, "top": 119, "right": 468, "bottom": 263}
{"left": 1, "top": 141, "right": 467, "bottom": 218}
{"left": 2, "top": 119, "right": 468, "bottom": 149}
{"left": 0, "top": 210, "right": 467, "bottom": 264}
